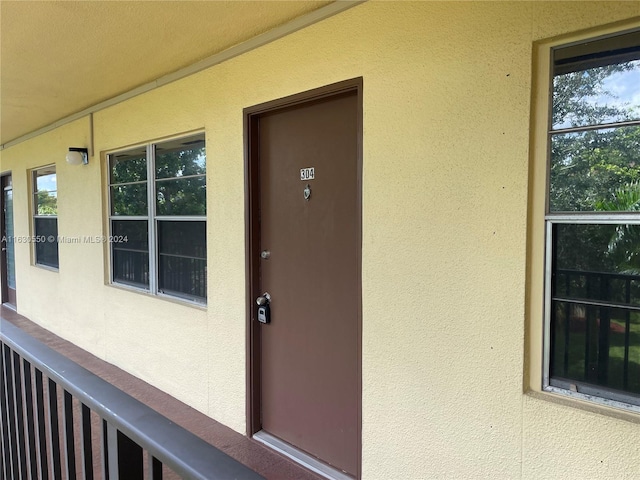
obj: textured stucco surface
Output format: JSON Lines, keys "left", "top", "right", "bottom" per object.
{"left": 2, "top": 2, "right": 640, "bottom": 479}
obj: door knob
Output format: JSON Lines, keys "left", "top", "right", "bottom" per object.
{"left": 256, "top": 292, "right": 271, "bottom": 305}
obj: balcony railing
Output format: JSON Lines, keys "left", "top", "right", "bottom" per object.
{"left": 0, "top": 319, "right": 265, "bottom": 480}
{"left": 551, "top": 268, "right": 640, "bottom": 404}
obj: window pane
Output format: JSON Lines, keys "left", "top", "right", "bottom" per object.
{"left": 553, "top": 223, "right": 640, "bottom": 306}
{"left": 551, "top": 302, "right": 640, "bottom": 396}
{"left": 112, "top": 220, "right": 149, "bottom": 252}
{"left": 35, "top": 170, "right": 56, "bottom": 193}
{"left": 35, "top": 191, "right": 57, "bottom": 215}
{"left": 155, "top": 135, "right": 206, "bottom": 179}
{"left": 552, "top": 59, "right": 640, "bottom": 130}
{"left": 157, "top": 221, "right": 206, "bottom": 258}
{"left": 110, "top": 184, "right": 147, "bottom": 216}
{"left": 552, "top": 223, "right": 640, "bottom": 398}
{"left": 34, "top": 168, "right": 57, "bottom": 215}
{"left": 158, "top": 220, "right": 206, "bottom": 301}
{"left": 158, "top": 256, "right": 207, "bottom": 301}
{"left": 112, "top": 220, "right": 149, "bottom": 288}
{"left": 113, "top": 250, "right": 149, "bottom": 288}
{"left": 34, "top": 217, "right": 58, "bottom": 268}
{"left": 549, "top": 125, "right": 640, "bottom": 212}
{"left": 110, "top": 148, "right": 147, "bottom": 184}
{"left": 156, "top": 176, "right": 206, "bottom": 216}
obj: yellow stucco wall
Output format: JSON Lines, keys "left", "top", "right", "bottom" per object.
{"left": 2, "top": 2, "right": 640, "bottom": 478}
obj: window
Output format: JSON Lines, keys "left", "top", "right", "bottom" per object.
{"left": 33, "top": 166, "right": 58, "bottom": 269}
{"left": 545, "top": 31, "right": 640, "bottom": 407}
{"left": 108, "top": 133, "right": 207, "bottom": 304}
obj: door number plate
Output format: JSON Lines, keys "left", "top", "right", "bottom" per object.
{"left": 300, "top": 167, "right": 315, "bottom": 181}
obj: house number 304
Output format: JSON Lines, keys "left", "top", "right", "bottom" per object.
{"left": 300, "top": 167, "right": 315, "bottom": 181}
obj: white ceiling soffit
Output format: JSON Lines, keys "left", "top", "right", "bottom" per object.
{"left": 0, "top": 1, "right": 363, "bottom": 149}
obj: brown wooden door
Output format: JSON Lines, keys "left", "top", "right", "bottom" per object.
{"left": 250, "top": 86, "right": 360, "bottom": 477}
{"left": 1, "top": 174, "right": 16, "bottom": 307}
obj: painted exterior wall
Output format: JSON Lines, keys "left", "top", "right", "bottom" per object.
{"left": 2, "top": 2, "right": 640, "bottom": 478}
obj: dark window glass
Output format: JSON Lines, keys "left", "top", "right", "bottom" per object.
{"left": 112, "top": 220, "right": 149, "bottom": 288}
{"left": 552, "top": 223, "right": 640, "bottom": 398}
{"left": 157, "top": 220, "right": 206, "bottom": 300}
{"left": 34, "top": 217, "right": 58, "bottom": 268}
{"left": 551, "top": 302, "right": 640, "bottom": 396}
{"left": 110, "top": 148, "right": 147, "bottom": 184}
{"left": 110, "top": 184, "right": 148, "bottom": 216}
{"left": 156, "top": 177, "right": 206, "bottom": 216}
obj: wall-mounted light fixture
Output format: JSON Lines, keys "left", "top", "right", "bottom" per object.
{"left": 66, "top": 147, "right": 89, "bottom": 166}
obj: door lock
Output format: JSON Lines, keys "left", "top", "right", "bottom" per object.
{"left": 256, "top": 292, "right": 271, "bottom": 324}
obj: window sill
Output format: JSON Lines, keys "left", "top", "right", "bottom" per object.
{"left": 33, "top": 263, "right": 59, "bottom": 273}
{"left": 108, "top": 282, "right": 207, "bottom": 311}
{"left": 525, "top": 387, "right": 640, "bottom": 425}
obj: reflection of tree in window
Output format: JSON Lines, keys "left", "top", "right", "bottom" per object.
{"left": 550, "top": 62, "right": 640, "bottom": 213}
{"left": 155, "top": 142, "right": 206, "bottom": 216}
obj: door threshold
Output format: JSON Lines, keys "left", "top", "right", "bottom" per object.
{"left": 253, "top": 430, "right": 354, "bottom": 480}
{"left": 1, "top": 303, "right": 16, "bottom": 312}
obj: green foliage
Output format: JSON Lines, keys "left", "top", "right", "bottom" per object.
{"left": 550, "top": 63, "right": 640, "bottom": 212}
{"left": 110, "top": 144, "right": 206, "bottom": 217}
{"left": 155, "top": 146, "right": 206, "bottom": 216}
{"left": 593, "top": 181, "right": 640, "bottom": 274}
{"left": 36, "top": 191, "right": 57, "bottom": 215}
{"left": 552, "top": 64, "right": 634, "bottom": 128}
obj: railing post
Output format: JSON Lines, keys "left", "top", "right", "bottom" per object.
{"left": 598, "top": 276, "right": 611, "bottom": 383}
{"left": 0, "top": 344, "right": 12, "bottom": 480}
{"left": 80, "top": 403, "right": 94, "bottom": 480}
{"left": 149, "top": 455, "right": 163, "bottom": 480}
{"left": 47, "top": 378, "right": 63, "bottom": 479}
{"left": 22, "top": 360, "right": 39, "bottom": 479}
{"left": 34, "top": 369, "right": 49, "bottom": 480}
{"left": 62, "top": 390, "right": 77, "bottom": 478}
{"left": 106, "top": 422, "right": 119, "bottom": 480}
{"left": 3, "top": 344, "right": 19, "bottom": 479}
{"left": 623, "top": 278, "right": 631, "bottom": 390}
{"left": 11, "top": 352, "right": 28, "bottom": 478}
{"left": 101, "top": 418, "right": 109, "bottom": 479}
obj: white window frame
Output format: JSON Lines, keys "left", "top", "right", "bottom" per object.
{"left": 106, "top": 132, "right": 207, "bottom": 305}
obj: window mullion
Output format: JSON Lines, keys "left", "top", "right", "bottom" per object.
{"left": 147, "top": 143, "right": 157, "bottom": 295}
